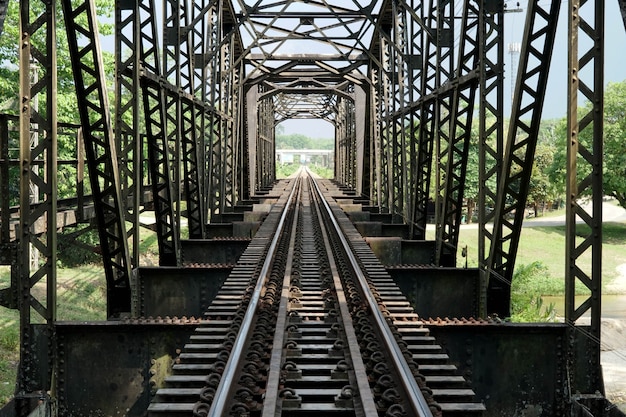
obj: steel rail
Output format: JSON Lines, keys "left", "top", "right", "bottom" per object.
{"left": 207, "top": 170, "right": 301, "bottom": 417}
{"left": 261, "top": 174, "right": 302, "bottom": 417}
{"left": 308, "top": 167, "right": 434, "bottom": 417}
{"left": 306, "top": 173, "right": 380, "bottom": 416}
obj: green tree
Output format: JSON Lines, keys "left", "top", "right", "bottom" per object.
{"left": 0, "top": 0, "right": 115, "bottom": 201}
{"left": 602, "top": 80, "right": 626, "bottom": 208}
{"left": 548, "top": 80, "right": 626, "bottom": 209}
{"left": 0, "top": 0, "right": 114, "bottom": 124}
{"left": 528, "top": 142, "right": 559, "bottom": 216}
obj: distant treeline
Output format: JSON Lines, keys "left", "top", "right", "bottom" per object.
{"left": 275, "top": 133, "right": 334, "bottom": 150}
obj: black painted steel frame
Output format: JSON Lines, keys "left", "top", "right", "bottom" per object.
{"left": 138, "top": 0, "right": 181, "bottom": 267}
{"left": 62, "top": 0, "right": 133, "bottom": 318}
{"left": 486, "top": 0, "right": 561, "bottom": 316}
{"left": 16, "top": 0, "right": 57, "bottom": 400}
{"left": 1, "top": 0, "right": 616, "bottom": 411}
{"left": 566, "top": 0, "right": 604, "bottom": 389}
{"left": 478, "top": 0, "right": 504, "bottom": 316}
{"left": 434, "top": 0, "right": 479, "bottom": 266}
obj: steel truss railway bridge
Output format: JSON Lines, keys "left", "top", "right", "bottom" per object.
{"left": 0, "top": 0, "right": 625, "bottom": 415}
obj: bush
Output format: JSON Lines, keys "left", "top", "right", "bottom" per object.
{"left": 276, "top": 163, "right": 300, "bottom": 179}
{"left": 511, "top": 261, "right": 557, "bottom": 322}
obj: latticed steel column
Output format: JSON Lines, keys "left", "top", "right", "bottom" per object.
{"left": 163, "top": 0, "right": 206, "bottom": 239}
{"left": 206, "top": 2, "right": 224, "bottom": 219}
{"left": 192, "top": 0, "right": 214, "bottom": 223}
{"left": 63, "top": 0, "right": 132, "bottom": 317}
{"left": 115, "top": 0, "right": 142, "bottom": 265}
{"left": 17, "top": 0, "right": 57, "bottom": 399}
{"left": 434, "top": 0, "right": 479, "bottom": 266}
{"left": 566, "top": 0, "right": 604, "bottom": 390}
{"left": 486, "top": 0, "right": 561, "bottom": 316}
{"left": 378, "top": 31, "right": 392, "bottom": 211}
{"left": 369, "top": 65, "right": 383, "bottom": 208}
{"left": 162, "top": 0, "right": 184, "bottom": 238}
{"left": 432, "top": 0, "right": 456, "bottom": 262}
{"left": 412, "top": 0, "right": 439, "bottom": 240}
{"left": 336, "top": 95, "right": 356, "bottom": 189}
{"left": 138, "top": 0, "right": 181, "bottom": 266}
{"left": 256, "top": 86, "right": 275, "bottom": 190}
{"left": 478, "top": 0, "right": 504, "bottom": 316}
{"left": 389, "top": 2, "right": 406, "bottom": 218}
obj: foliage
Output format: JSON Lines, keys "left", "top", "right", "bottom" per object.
{"left": 527, "top": 142, "right": 560, "bottom": 215}
{"left": 57, "top": 224, "right": 101, "bottom": 267}
{"left": 276, "top": 163, "right": 300, "bottom": 179}
{"left": 275, "top": 133, "right": 334, "bottom": 150}
{"left": 510, "top": 262, "right": 557, "bottom": 322}
{"left": 602, "top": 80, "right": 626, "bottom": 208}
{"left": 0, "top": 0, "right": 115, "bottom": 124}
{"left": 307, "top": 164, "right": 333, "bottom": 179}
{"left": 548, "top": 80, "right": 626, "bottom": 209}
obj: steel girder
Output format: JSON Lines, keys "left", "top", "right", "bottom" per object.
{"left": 257, "top": 87, "right": 275, "bottom": 190}
{"left": 411, "top": 0, "right": 438, "bottom": 240}
{"left": 377, "top": 33, "right": 392, "bottom": 211}
{"left": 205, "top": 3, "right": 243, "bottom": 219}
{"left": 62, "top": 0, "right": 132, "bottom": 317}
{"left": 486, "top": 0, "right": 561, "bottom": 316}
{"left": 566, "top": 0, "right": 604, "bottom": 389}
{"left": 432, "top": 0, "right": 456, "bottom": 264}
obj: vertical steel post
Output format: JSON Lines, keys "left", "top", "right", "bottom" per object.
{"left": 566, "top": 0, "right": 604, "bottom": 391}
{"left": 18, "top": 0, "right": 57, "bottom": 402}
{"left": 478, "top": 0, "right": 504, "bottom": 316}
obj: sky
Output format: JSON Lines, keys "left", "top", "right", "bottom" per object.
{"left": 278, "top": 0, "right": 626, "bottom": 139}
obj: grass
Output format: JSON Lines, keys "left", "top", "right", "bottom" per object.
{"left": 454, "top": 222, "right": 626, "bottom": 295}
{"left": 0, "top": 264, "right": 107, "bottom": 406}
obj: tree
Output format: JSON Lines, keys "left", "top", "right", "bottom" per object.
{"left": 0, "top": 0, "right": 115, "bottom": 201}
{"left": 528, "top": 142, "right": 558, "bottom": 216}
{"left": 602, "top": 80, "right": 626, "bottom": 208}
{"left": 548, "top": 80, "right": 626, "bottom": 209}
{"left": 0, "top": 0, "right": 115, "bottom": 124}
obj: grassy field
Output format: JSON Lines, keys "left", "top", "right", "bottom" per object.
{"left": 454, "top": 222, "right": 626, "bottom": 294}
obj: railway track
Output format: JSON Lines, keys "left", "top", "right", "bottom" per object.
{"left": 147, "top": 169, "right": 486, "bottom": 416}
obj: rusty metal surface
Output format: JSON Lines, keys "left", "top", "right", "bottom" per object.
{"left": 426, "top": 322, "right": 594, "bottom": 417}
{"left": 389, "top": 267, "right": 480, "bottom": 319}
{"left": 138, "top": 266, "right": 231, "bottom": 317}
{"left": 55, "top": 322, "right": 196, "bottom": 417}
